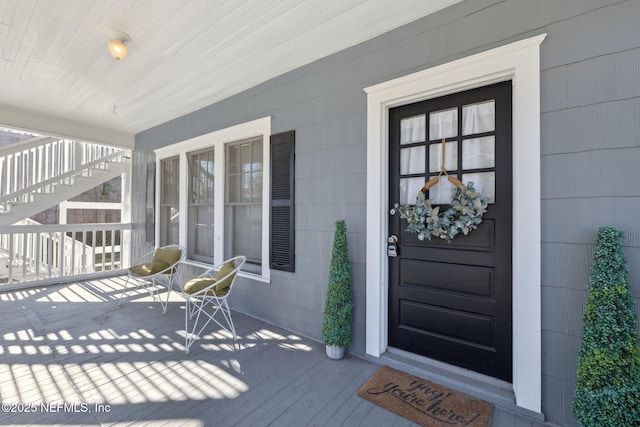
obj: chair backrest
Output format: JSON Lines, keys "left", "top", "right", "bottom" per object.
{"left": 213, "top": 255, "right": 246, "bottom": 296}
{"left": 152, "top": 244, "right": 186, "bottom": 266}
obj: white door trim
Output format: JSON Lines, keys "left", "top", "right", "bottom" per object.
{"left": 364, "top": 34, "right": 546, "bottom": 414}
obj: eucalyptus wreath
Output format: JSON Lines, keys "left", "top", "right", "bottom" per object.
{"left": 394, "top": 182, "right": 488, "bottom": 242}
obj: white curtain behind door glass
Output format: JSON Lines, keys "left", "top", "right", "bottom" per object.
{"left": 429, "top": 108, "right": 457, "bottom": 140}
{"left": 462, "top": 137, "right": 495, "bottom": 169}
{"left": 400, "top": 115, "right": 426, "bottom": 144}
{"left": 429, "top": 141, "right": 457, "bottom": 173}
{"left": 463, "top": 172, "right": 495, "bottom": 203}
{"left": 400, "top": 100, "right": 497, "bottom": 206}
{"left": 400, "top": 146, "right": 426, "bottom": 175}
{"left": 462, "top": 101, "right": 495, "bottom": 135}
{"left": 399, "top": 177, "right": 424, "bottom": 205}
{"left": 428, "top": 175, "right": 456, "bottom": 205}
{"left": 460, "top": 101, "right": 496, "bottom": 203}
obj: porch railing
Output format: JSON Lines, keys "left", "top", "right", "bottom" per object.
{"left": 0, "top": 222, "right": 131, "bottom": 287}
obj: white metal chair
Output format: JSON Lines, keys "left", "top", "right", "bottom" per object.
{"left": 118, "top": 244, "right": 185, "bottom": 313}
{"left": 181, "top": 255, "right": 246, "bottom": 352}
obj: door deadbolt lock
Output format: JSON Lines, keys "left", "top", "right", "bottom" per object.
{"left": 387, "top": 235, "right": 398, "bottom": 257}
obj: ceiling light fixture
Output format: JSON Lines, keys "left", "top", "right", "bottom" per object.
{"left": 108, "top": 32, "right": 130, "bottom": 60}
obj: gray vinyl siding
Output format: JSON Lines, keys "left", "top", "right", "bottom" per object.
{"left": 135, "top": 1, "right": 640, "bottom": 425}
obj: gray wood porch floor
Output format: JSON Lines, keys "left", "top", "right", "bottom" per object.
{"left": 0, "top": 277, "right": 419, "bottom": 427}
{"left": 0, "top": 277, "right": 544, "bottom": 427}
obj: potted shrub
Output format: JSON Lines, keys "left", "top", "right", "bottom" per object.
{"left": 572, "top": 226, "right": 640, "bottom": 426}
{"left": 322, "top": 220, "right": 353, "bottom": 360}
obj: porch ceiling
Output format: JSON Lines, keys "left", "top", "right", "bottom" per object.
{"left": 0, "top": 0, "right": 461, "bottom": 141}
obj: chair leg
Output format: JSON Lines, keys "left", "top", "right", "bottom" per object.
{"left": 161, "top": 272, "right": 178, "bottom": 314}
{"left": 155, "top": 278, "right": 170, "bottom": 314}
{"left": 145, "top": 278, "right": 158, "bottom": 304}
{"left": 119, "top": 276, "right": 165, "bottom": 309}
{"left": 221, "top": 299, "right": 237, "bottom": 341}
{"left": 183, "top": 296, "right": 238, "bottom": 353}
{"left": 117, "top": 275, "right": 135, "bottom": 305}
{"left": 184, "top": 298, "right": 208, "bottom": 353}
{"left": 146, "top": 278, "right": 170, "bottom": 313}
{"left": 184, "top": 299, "right": 192, "bottom": 353}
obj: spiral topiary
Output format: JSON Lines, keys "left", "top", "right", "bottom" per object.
{"left": 572, "top": 226, "right": 640, "bottom": 426}
{"left": 321, "top": 220, "right": 353, "bottom": 348}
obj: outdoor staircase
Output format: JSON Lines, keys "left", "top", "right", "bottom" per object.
{"left": 0, "top": 136, "right": 129, "bottom": 226}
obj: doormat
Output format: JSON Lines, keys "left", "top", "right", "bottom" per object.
{"left": 357, "top": 366, "right": 492, "bottom": 427}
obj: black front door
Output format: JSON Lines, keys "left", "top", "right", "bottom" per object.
{"left": 388, "top": 81, "right": 513, "bottom": 382}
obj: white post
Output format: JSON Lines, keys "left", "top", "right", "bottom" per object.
{"left": 59, "top": 201, "right": 68, "bottom": 225}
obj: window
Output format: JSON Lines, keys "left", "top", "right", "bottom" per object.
{"left": 159, "top": 156, "right": 179, "bottom": 246}
{"left": 188, "top": 148, "right": 215, "bottom": 262}
{"left": 225, "top": 137, "right": 263, "bottom": 272}
{"left": 154, "top": 117, "right": 271, "bottom": 281}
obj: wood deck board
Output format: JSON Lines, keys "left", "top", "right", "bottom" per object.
{"left": 0, "top": 278, "right": 421, "bottom": 426}
{"left": 269, "top": 358, "right": 375, "bottom": 426}
{"left": 306, "top": 363, "right": 379, "bottom": 425}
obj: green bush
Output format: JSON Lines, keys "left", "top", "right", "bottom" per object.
{"left": 572, "top": 226, "right": 640, "bottom": 426}
{"left": 321, "top": 220, "right": 353, "bottom": 348}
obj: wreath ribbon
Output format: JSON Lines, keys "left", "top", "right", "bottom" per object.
{"left": 422, "top": 139, "right": 464, "bottom": 192}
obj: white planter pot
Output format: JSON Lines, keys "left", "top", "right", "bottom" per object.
{"left": 325, "top": 344, "right": 346, "bottom": 360}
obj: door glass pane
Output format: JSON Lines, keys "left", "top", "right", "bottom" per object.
{"left": 400, "top": 146, "right": 425, "bottom": 174}
{"left": 462, "top": 100, "right": 495, "bottom": 135}
{"left": 428, "top": 175, "right": 456, "bottom": 205}
{"left": 463, "top": 172, "right": 495, "bottom": 203}
{"left": 462, "top": 136, "right": 495, "bottom": 169}
{"left": 429, "top": 108, "right": 457, "bottom": 140}
{"left": 399, "top": 177, "right": 424, "bottom": 205}
{"left": 429, "top": 141, "right": 458, "bottom": 173}
{"left": 400, "top": 115, "right": 425, "bottom": 144}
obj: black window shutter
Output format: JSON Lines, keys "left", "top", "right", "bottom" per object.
{"left": 270, "top": 130, "right": 295, "bottom": 272}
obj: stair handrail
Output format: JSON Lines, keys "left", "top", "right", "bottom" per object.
{"left": 0, "top": 137, "right": 124, "bottom": 198}
{"left": 0, "top": 149, "right": 128, "bottom": 207}
{"left": 0, "top": 136, "right": 59, "bottom": 156}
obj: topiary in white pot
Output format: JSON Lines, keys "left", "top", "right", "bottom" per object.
{"left": 321, "top": 220, "right": 353, "bottom": 360}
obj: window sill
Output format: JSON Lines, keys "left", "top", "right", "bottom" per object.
{"left": 238, "top": 270, "right": 270, "bottom": 284}
{"left": 180, "top": 259, "right": 270, "bottom": 284}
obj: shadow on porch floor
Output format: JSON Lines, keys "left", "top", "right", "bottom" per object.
{"left": 0, "top": 277, "right": 545, "bottom": 426}
{"left": 0, "top": 277, "right": 420, "bottom": 426}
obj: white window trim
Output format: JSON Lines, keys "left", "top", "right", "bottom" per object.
{"left": 154, "top": 117, "right": 271, "bottom": 282}
{"left": 364, "top": 35, "right": 545, "bottom": 414}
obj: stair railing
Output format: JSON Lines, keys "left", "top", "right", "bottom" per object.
{"left": 0, "top": 138, "right": 126, "bottom": 213}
